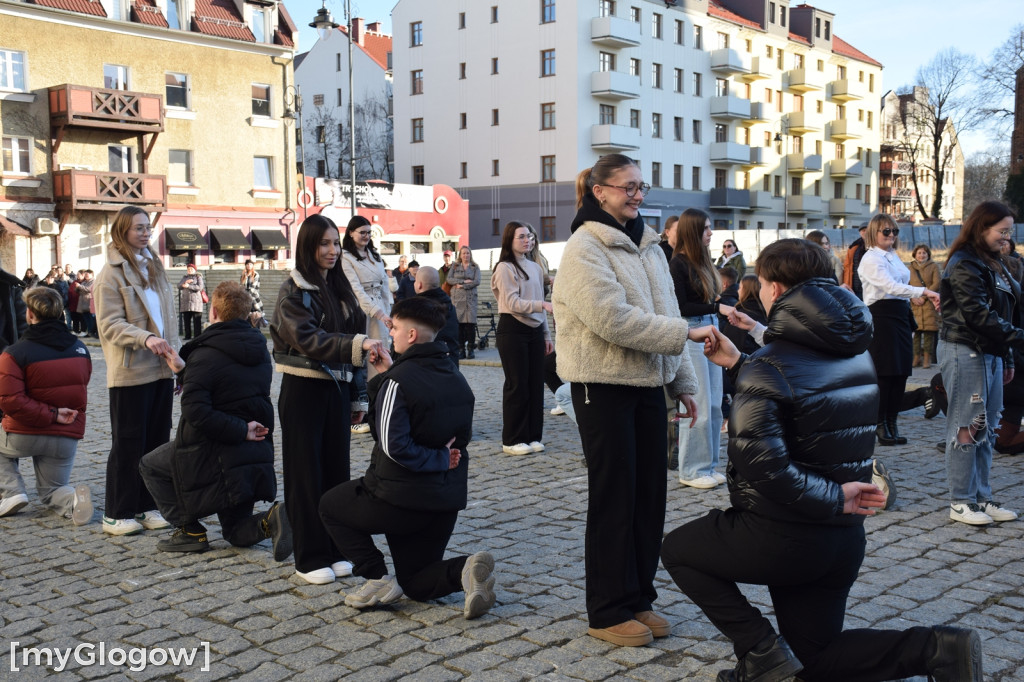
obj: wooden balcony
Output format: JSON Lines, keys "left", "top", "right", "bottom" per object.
{"left": 49, "top": 84, "right": 164, "bottom": 133}
{"left": 879, "top": 186, "right": 916, "bottom": 203}
{"left": 880, "top": 160, "right": 913, "bottom": 175}
{"left": 53, "top": 169, "right": 166, "bottom": 214}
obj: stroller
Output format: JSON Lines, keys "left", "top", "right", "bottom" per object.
{"left": 476, "top": 301, "right": 498, "bottom": 349}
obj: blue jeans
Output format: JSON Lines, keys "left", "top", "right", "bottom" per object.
{"left": 554, "top": 383, "right": 577, "bottom": 425}
{"left": 678, "top": 314, "right": 723, "bottom": 480}
{"left": 938, "top": 339, "right": 1002, "bottom": 504}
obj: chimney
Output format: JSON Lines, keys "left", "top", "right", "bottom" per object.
{"left": 366, "top": 21, "right": 381, "bottom": 33}
{"left": 351, "top": 17, "right": 364, "bottom": 45}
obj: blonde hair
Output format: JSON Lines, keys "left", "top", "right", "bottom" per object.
{"left": 109, "top": 206, "right": 166, "bottom": 289}
{"left": 863, "top": 214, "right": 899, "bottom": 250}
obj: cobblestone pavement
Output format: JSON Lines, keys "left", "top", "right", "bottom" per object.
{"left": 1, "top": 345, "right": 1022, "bottom": 681}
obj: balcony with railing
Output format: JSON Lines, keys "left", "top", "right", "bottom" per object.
{"left": 829, "top": 159, "right": 863, "bottom": 178}
{"left": 746, "top": 146, "right": 778, "bottom": 167}
{"left": 710, "top": 95, "right": 751, "bottom": 120}
{"left": 709, "top": 187, "right": 750, "bottom": 209}
{"left": 49, "top": 84, "right": 164, "bottom": 133}
{"left": 879, "top": 186, "right": 916, "bottom": 203}
{"left": 590, "top": 71, "right": 641, "bottom": 100}
{"left": 742, "top": 56, "right": 775, "bottom": 81}
{"left": 785, "top": 111, "right": 823, "bottom": 134}
{"left": 829, "top": 78, "right": 865, "bottom": 102}
{"left": 591, "top": 124, "right": 641, "bottom": 151}
{"left": 750, "top": 190, "right": 774, "bottom": 209}
{"left": 785, "top": 68, "right": 826, "bottom": 92}
{"left": 590, "top": 16, "right": 641, "bottom": 48}
{"left": 829, "top": 198, "right": 862, "bottom": 216}
{"left": 786, "top": 153, "right": 823, "bottom": 173}
{"left": 743, "top": 101, "right": 768, "bottom": 122}
{"left": 880, "top": 160, "right": 913, "bottom": 175}
{"left": 788, "top": 195, "right": 823, "bottom": 214}
{"left": 828, "top": 119, "right": 864, "bottom": 141}
{"left": 710, "top": 48, "right": 750, "bottom": 76}
{"left": 711, "top": 142, "right": 752, "bottom": 165}
{"left": 53, "top": 170, "right": 167, "bottom": 214}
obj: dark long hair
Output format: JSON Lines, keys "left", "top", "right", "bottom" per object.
{"left": 672, "top": 208, "right": 721, "bottom": 303}
{"left": 341, "top": 215, "right": 382, "bottom": 263}
{"left": 949, "top": 201, "right": 1016, "bottom": 270}
{"left": 497, "top": 220, "right": 531, "bottom": 279}
{"left": 294, "top": 214, "right": 365, "bottom": 333}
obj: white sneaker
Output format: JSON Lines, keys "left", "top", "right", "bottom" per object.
{"left": 331, "top": 560, "right": 354, "bottom": 577}
{"left": 351, "top": 423, "right": 371, "bottom": 434}
{"left": 102, "top": 515, "right": 144, "bottom": 536}
{"left": 295, "top": 567, "right": 336, "bottom": 584}
{"left": 528, "top": 441, "right": 545, "bottom": 453}
{"left": 502, "top": 443, "right": 532, "bottom": 455}
{"left": 345, "top": 576, "right": 403, "bottom": 608}
{"left": 462, "top": 551, "right": 496, "bottom": 620}
{"left": 71, "top": 486, "right": 93, "bottom": 526}
{"left": 135, "top": 510, "right": 171, "bottom": 530}
{"left": 679, "top": 475, "right": 719, "bottom": 489}
{"left": 949, "top": 503, "right": 994, "bottom": 526}
{"left": 550, "top": 405, "right": 565, "bottom": 416}
{"left": 711, "top": 472, "right": 727, "bottom": 485}
{"left": 979, "top": 501, "right": 1018, "bottom": 522}
{"left": 0, "top": 493, "right": 29, "bottom": 517}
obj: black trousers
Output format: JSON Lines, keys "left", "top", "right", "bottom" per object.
{"left": 877, "top": 375, "right": 907, "bottom": 421}
{"left": 181, "top": 311, "right": 202, "bottom": 340}
{"left": 495, "top": 315, "right": 545, "bottom": 446}
{"left": 543, "top": 350, "right": 562, "bottom": 394}
{"left": 105, "top": 379, "right": 173, "bottom": 519}
{"left": 279, "top": 374, "right": 350, "bottom": 573}
{"left": 319, "top": 479, "right": 467, "bottom": 601}
{"left": 573, "top": 382, "right": 667, "bottom": 628}
{"left": 662, "top": 509, "right": 935, "bottom": 681}
{"left": 139, "top": 441, "right": 267, "bottom": 547}
{"left": 458, "top": 323, "right": 477, "bottom": 350}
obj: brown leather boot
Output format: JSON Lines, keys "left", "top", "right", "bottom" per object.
{"left": 995, "top": 418, "right": 1024, "bottom": 454}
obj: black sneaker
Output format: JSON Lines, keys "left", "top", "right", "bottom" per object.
{"left": 924, "top": 389, "right": 940, "bottom": 419}
{"left": 157, "top": 527, "right": 209, "bottom": 553}
{"left": 264, "top": 502, "right": 293, "bottom": 561}
{"left": 718, "top": 633, "right": 802, "bottom": 682}
{"left": 926, "top": 626, "right": 983, "bottom": 682}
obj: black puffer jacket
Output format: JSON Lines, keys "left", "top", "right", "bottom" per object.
{"left": 940, "top": 245, "right": 1024, "bottom": 368}
{"left": 726, "top": 278, "right": 876, "bottom": 525}
{"left": 171, "top": 319, "right": 276, "bottom": 521}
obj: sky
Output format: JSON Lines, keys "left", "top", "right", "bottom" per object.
{"left": 288, "top": 0, "right": 1019, "bottom": 157}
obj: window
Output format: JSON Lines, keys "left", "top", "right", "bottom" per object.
{"left": 458, "top": 12, "right": 466, "bottom": 28}
{"left": 541, "top": 102, "right": 555, "bottom": 129}
{"left": 717, "top": 32, "right": 729, "bottom": 49}
{"left": 541, "top": 0, "right": 555, "bottom": 23}
{"left": 316, "top": 159, "right": 326, "bottom": 178}
{"left": 674, "top": 19, "right": 684, "bottom": 45}
{"left": 541, "top": 49, "right": 556, "bottom": 76}
{"left": 774, "top": 175, "right": 782, "bottom": 197}
{"left": 338, "top": 89, "right": 343, "bottom": 106}
{"left": 492, "top": 219, "right": 501, "bottom": 236}
{"left": 867, "top": 111, "right": 873, "bottom": 129}
{"left": 817, "top": 59, "right": 824, "bottom": 72}
{"left": 835, "top": 143, "right": 845, "bottom": 159}
{"left": 459, "top": 62, "right": 466, "bottom": 79}
{"left": 630, "top": 58, "right": 641, "bottom": 79}
{"left": 459, "top": 112, "right": 467, "bottom": 129}
{"left": 336, "top": 53, "right": 342, "bottom": 71}
{"left": 2, "top": 136, "right": 31, "bottom": 174}
{"left": 491, "top": 58, "right": 499, "bottom": 74}
{"left": 865, "top": 150, "right": 873, "bottom": 168}
{"left": 411, "top": 70, "right": 423, "bottom": 95}
{"left": 541, "top": 155, "right": 555, "bottom": 182}
{"left": 869, "top": 74, "right": 875, "bottom": 93}
{"left": 694, "top": 25, "right": 703, "bottom": 49}
{"left": 165, "top": 72, "right": 189, "bottom": 109}
{"left": 652, "top": 162, "right": 661, "bottom": 187}
{"left": 253, "top": 156, "right": 273, "bottom": 189}
{"left": 777, "top": 50, "right": 784, "bottom": 70}
{"left": 692, "top": 120, "right": 701, "bottom": 143}
{"left": 763, "top": 175, "right": 770, "bottom": 191}
{"left": 691, "top": 167, "right": 701, "bottom": 190}
{"left": 673, "top": 164, "right": 683, "bottom": 189}
{"left": 492, "top": 159, "right": 500, "bottom": 176}
{"left": 775, "top": 89, "right": 783, "bottom": 113}
{"left": 692, "top": 73, "right": 702, "bottom": 96}
{"left": 168, "top": 149, "right": 192, "bottom": 185}
{"left": 715, "top": 78, "right": 728, "bottom": 97}
{"left": 492, "top": 108, "right": 499, "bottom": 126}
{"left": 412, "top": 165, "right": 425, "bottom": 185}
{"left": 103, "top": 64, "right": 128, "bottom": 90}
{"left": 410, "top": 21, "right": 423, "bottom": 46}
{"left": 674, "top": 68, "right": 684, "bottom": 93}
{"left": 715, "top": 168, "right": 726, "bottom": 189}
{"left": 630, "top": 109, "right": 640, "bottom": 129}
{"left": 600, "top": 0, "right": 615, "bottom": 17}
{"left": 600, "top": 104, "right": 616, "bottom": 125}
{"left": 600, "top": 52, "right": 616, "bottom": 72}
{"left": 630, "top": 6, "right": 640, "bottom": 23}
{"left": 313, "top": 93, "right": 325, "bottom": 106}
{"left": 791, "top": 177, "right": 801, "bottom": 196}
{"left": 541, "top": 216, "right": 556, "bottom": 241}
{"left": 816, "top": 99, "right": 823, "bottom": 113}
{"left": 652, "top": 13, "right": 662, "bottom": 39}
{"left": 836, "top": 64, "right": 847, "bottom": 79}
{"left": 460, "top": 161, "right": 467, "bottom": 178}
{"left": 652, "top": 63, "right": 662, "bottom": 89}
{"left": 715, "top": 124, "right": 727, "bottom": 143}
{"left": 166, "top": 0, "right": 181, "bottom": 29}
{"left": 742, "top": 171, "right": 750, "bottom": 189}
{"left": 834, "top": 182, "right": 843, "bottom": 199}
{"left": 651, "top": 113, "right": 662, "bottom": 138}
{"left": 674, "top": 116, "right": 683, "bottom": 141}
{"left": 794, "top": 53, "right": 804, "bottom": 69}
{"left": 491, "top": 5, "right": 498, "bottom": 22}
{"left": 780, "top": 5, "right": 787, "bottom": 25}
{"left": 250, "top": 7, "right": 267, "bottom": 43}
{"left": 855, "top": 184, "right": 863, "bottom": 200}
{"left": 793, "top": 94, "right": 803, "bottom": 112}
{"left": 824, "top": 21, "right": 831, "bottom": 40}
{"left": 814, "top": 179, "right": 821, "bottom": 196}
{"left": 251, "top": 84, "right": 270, "bottom": 117}
{"left": 411, "top": 118, "right": 424, "bottom": 143}
{"left": 769, "top": 2, "right": 776, "bottom": 23}
{"left": 792, "top": 136, "right": 802, "bottom": 152}
{"left": 315, "top": 126, "right": 326, "bottom": 143}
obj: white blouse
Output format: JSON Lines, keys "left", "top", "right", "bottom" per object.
{"left": 857, "top": 246, "right": 924, "bottom": 307}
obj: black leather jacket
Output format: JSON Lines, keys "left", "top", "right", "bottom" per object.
{"left": 726, "top": 278, "right": 876, "bottom": 526}
{"left": 940, "top": 245, "right": 1024, "bottom": 368}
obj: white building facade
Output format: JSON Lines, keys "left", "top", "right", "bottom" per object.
{"left": 391, "top": 0, "right": 883, "bottom": 248}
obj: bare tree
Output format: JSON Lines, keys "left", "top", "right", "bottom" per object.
{"left": 303, "top": 105, "right": 342, "bottom": 179}
{"left": 963, "top": 147, "right": 1010, "bottom": 218}
{"left": 979, "top": 24, "right": 1024, "bottom": 128}
{"left": 353, "top": 88, "right": 394, "bottom": 183}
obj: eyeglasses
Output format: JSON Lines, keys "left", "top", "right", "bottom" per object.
{"left": 132, "top": 226, "right": 153, "bottom": 235}
{"left": 514, "top": 235, "right": 533, "bottom": 241}
{"left": 723, "top": 243, "right": 735, "bottom": 249}
{"left": 601, "top": 182, "right": 651, "bottom": 198}
{"left": 881, "top": 228, "right": 899, "bottom": 237}
{"left": 993, "top": 229, "right": 1012, "bottom": 238}
{"left": 354, "top": 231, "right": 372, "bottom": 237}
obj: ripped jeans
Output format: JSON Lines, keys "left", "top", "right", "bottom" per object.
{"left": 938, "top": 339, "right": 1002, "bottom": 504}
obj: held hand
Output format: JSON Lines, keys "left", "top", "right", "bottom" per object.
{"left": 718, "top": 303, "right": 735, "bottom": 317}
{"left": 55, "top": 407, "right": 78, "bottom": 425}
{"left": 703, "top": 326, "right": 741, "bottom": 369}
{"left": 674, "top": 394, "right": 699, "bottom": 428}
{"left": 379, "top": 313, "right": 393, "bottom": 329}
{"left": 145, "top": 335, "right": 172, "bottom": 357}
{"left": 246, "top": 421, "right": 269, "bottom": 441}
{"left": 924, "top": 290, "right": 941, "bottom": 310}
{"left": 727, "top": 309, "right": 756, "bottom": 331}
{"left": 163, "top": 348, "right": 185, "bottom": 373}
{"left": 910, "top": 297, "right": 924, "bottom": 306}
{"left": 1005, "top": 368, "right": 1015, "bottom": 385}
{"left": 544, "top": 340, "right": 554, "bottom": 355}
{"left": 541, "top": 301, "right": 553, "bottom": 314}
{"left": 362, "top": 337, "right": 386, "bottom": 364}
{"left": 351, "top": 411, "right": 366, "bottom": 426}
{"left": 446, "top": 436, "right": 460, "bottom": 470}
{"left": 840, "top": 481, "right": 886, "bottom": 516}
{"left": 371, "top": 348, "right": 394, "bottom": 373}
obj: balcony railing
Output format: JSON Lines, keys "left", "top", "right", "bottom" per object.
{"left": 829, "top": 159, "right": 864, "bottom": 178}
{"left": 746, "top": 147, "right": 777, "bottom": 167}
{"left": 743, "top": 101, "right": 768, "bottom": 122}
{"left": 829, "top": 198, "right": 862, "bottom": 216}
{"left": 742, "top": 56, "right": 775, "bottom": 81}
{"left": 709, "top": 187, "right": 750, "bottom": 209}
{"left": 53, "top": 170, "right": 167, "bottom": 213}
{"left": 591, "top": 124, "right": 641, "bottom": 151}
{"left": 711, "top": 142, "right": 752, "bottom": 165}
{"left": 786, "top": 153, "right": 823, "bottom": 173}
{"left": 590, "top": 16, "right": 641, "bottom": 48}
{"left": 710, "top": 48, "right": 750, "bottom": 76}
{"left": 750, "top": 190, "right": 774, "bottom": 209}
{"left": 879, "top": 186, "right": 916, "bottom": 202}
{"left": 829, "top": 119, "right": 864, "bottom": 141}
{"left": 590, "top": 71, "right": 641, "bottom": 100}
{"left": 880, "top": 160, "right": 913, "bottom": 175}
{"left": 49, "top": 84, "right": 164, "bottom": 132}
{"left": 787, "top": 196, "right": 823, "bottom": 214}
{"left": 830, "top": 78, "right": 865, "bottom": 102}
{"left": 785, "top": 111, "right": 823, "bottom": 134}
{"left": 785, "top": 68, "right": 826, "bottom": 92}
{"left": 710, "top": 95, "right": 751, "bottom": 120}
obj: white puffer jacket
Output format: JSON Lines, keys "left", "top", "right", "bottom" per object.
{"left": 553, "top": 220, "right": 697, "bottom": 398}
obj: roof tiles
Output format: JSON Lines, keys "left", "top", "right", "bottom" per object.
{"left": 30, "top": 0, "right": 106, "bottom": 17}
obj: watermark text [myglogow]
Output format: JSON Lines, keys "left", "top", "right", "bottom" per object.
{"left": 8, "top": 641, "right": 210, "bottom": 673}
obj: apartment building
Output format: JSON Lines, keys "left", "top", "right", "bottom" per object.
{"left": 294, "top": 17, "right": 394, "bottom": 185}
{"left": 0, "top": 0, "right": 297, "bottom": 273}
{"left": 879, "top": 87, "right": 964, "bottom": 224}
{"left": 391, "top": 0, "right": 883, "bottom": 247}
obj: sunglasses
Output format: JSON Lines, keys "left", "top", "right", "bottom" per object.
{"left": 881, "top": 228, "right": 899, "bottom": 237}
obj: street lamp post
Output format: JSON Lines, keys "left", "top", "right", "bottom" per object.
{"left": 774, "top": 119, "right": 789, "bottom": 229}
{"left": 283, "top": 85, "right": 305, "bottom": 219}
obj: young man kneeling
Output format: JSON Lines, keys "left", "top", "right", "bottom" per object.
{"left": 319, "top": 297, "right": 494, "bottom": 618}
{"left": 661, "top": 238, "right": 982, "bottom": 682}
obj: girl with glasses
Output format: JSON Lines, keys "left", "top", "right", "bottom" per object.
{"left": 714, "top": 239, "right": 746, "bottom": 277}
{"left": 858, "top": 214, "right": 940, "bottom": 446}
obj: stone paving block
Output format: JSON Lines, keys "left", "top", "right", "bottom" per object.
{"left": 559, "top": 655, "right": 627, "bottom": 680}
{"left": 276, "top": 644, "right": 339, "bottom": 670}
{"left": 442, "top": 650, "right": 506, "bottom": 674}
{"left": 338, "top": 646, "right": 393, "bottom": 670}
{"left": 395, "top": 665, "right": 464, "bottom": 682}
{"left": 218, "top": 647, "right": 277, "bottom": 674}
{"left": 421, "top": 635, "right": 480, "bottom": 657}
{"left": 463, "top": 670, "right": 523, "bottom": 682}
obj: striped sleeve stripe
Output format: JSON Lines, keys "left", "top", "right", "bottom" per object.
{"left": 378, "top": 379, "right": 399, "bottom": 462}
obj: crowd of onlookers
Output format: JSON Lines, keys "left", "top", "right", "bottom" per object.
{"left": 22, "top": 264, "right": 97, "bottom": 338}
